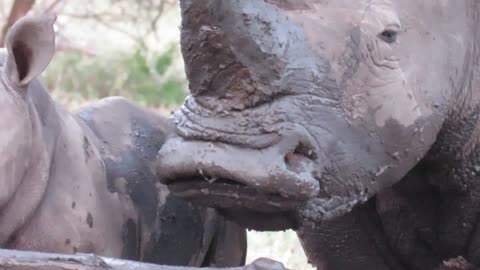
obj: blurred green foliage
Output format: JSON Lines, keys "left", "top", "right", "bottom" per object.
{"left": 41, "top": 43, "right": 188, "bottom": 107}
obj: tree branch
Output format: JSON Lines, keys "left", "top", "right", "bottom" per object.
{"left": 55, "top": 41, "right": 97, "bottom": 57}
{"left": 0, "top": 0, "right": 36, "bottom": 46}
{"left": 41, "top": 0, "right": 66, "bottom": 16}
{"left": 0, "top": 249, "right": 289, "bottom": 270}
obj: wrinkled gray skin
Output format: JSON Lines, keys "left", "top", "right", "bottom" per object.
{"left": 0, "top": 15, "right": 247, "bottom": 268}
{"left": 156, "top": 1, "right": 480, "bottom": 269}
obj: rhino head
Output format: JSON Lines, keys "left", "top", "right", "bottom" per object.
{"left": 0, "top": 15, "right": 55, "bottom": 211}
{"left": 156, "top": 0, "right": 479, "bottom": 230}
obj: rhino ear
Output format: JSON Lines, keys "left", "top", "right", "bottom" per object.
{"left": 4, "top": 15, "right": 56, "bottom": 87}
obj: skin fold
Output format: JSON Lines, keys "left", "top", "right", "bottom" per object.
{"left": 155, "top": 1, "right": 480, "bottom": 269}
{"left": 0, "top": 15, "right": 247, "bottom": 268}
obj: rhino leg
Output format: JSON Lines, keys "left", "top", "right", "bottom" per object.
{"left": 202, "top": 218, "right": 247, "bottom": 267}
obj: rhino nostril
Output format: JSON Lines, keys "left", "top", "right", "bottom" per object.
{"left": 284, "top": 142, "right": 316, "bottom": 172}
{"left": 295, "top": 142, "right": 317, "bottom": 160}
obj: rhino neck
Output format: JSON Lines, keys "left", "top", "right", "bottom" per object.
{"left": 297, "top": 201, "right": 407, "bottom": 270}
{"left": 404, "top": 4, "right": 480, "bottom": 265}
{"left": 0, "top": 80, "right": 56, "bottom": 246}
{"left": 425, "top": 2, "right": 480, "bottom": 163}
{"left": 455, "top": 1, "right": 480, "bottom": 112}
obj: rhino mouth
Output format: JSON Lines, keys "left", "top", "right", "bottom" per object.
{"left": 162, "top": 172, "right": 309, "bottom": 231}
{"left": 156, "top": 135, "right": 321, "bottom": 229}
{"left": 167, "top": 176, "right": 306, "bottom": 212}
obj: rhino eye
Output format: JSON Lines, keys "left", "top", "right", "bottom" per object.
{"left": 379, "top": 29, "right": 398, "bottom": 43}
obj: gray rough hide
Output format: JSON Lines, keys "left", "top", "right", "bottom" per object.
{"left": 0, "top": 14, "right": 247, "bottom": 268}
{"left": 156, "top": 1, "right": 480, "bottom": 269}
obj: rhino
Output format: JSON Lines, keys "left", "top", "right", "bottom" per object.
{"left": 0, "top": 14, "right": 248, "bottom": 268}
{"left": 155, "top": 1, "right": 480, "bottom": 269}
